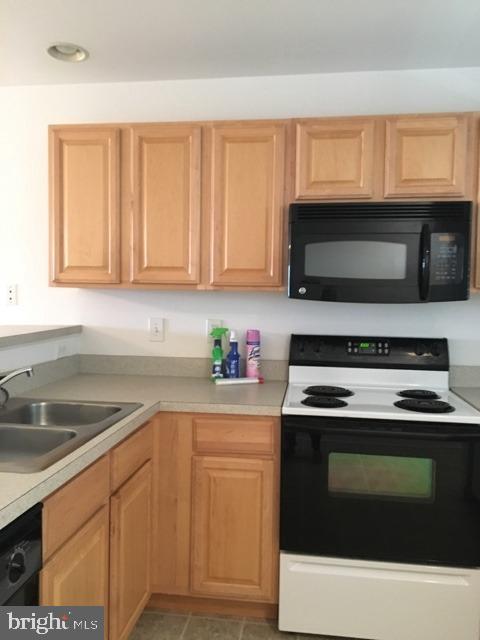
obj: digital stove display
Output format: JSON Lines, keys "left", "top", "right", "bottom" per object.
{"left": 347, "top": 339, "right": 390, "bottom": 355}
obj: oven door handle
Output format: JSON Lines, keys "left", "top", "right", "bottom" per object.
{"left": 287, "top": 425, "right": 480, "bottom": 441}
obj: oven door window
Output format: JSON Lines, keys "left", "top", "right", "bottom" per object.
{"left": 328, "top": 452, "right": 435, "bottom": 501}
{"left": 305, "top": 240, "right": 408, "bottom": 280}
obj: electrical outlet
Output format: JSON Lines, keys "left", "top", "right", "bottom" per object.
{"left": 206, "top": 319, "right": 223, "bottom": 337}
{"left": 149, "top": 317, "right": 165, "bottom": 342}
{"left": 56, "top": 342, "right": 68, "bottom": 359}
{"left": 6, "top": 284, "right": 18, "bottom": 305}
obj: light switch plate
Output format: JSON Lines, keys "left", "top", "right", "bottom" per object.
{"left": 149, "top": 317, "right": 165, "bottom": 342}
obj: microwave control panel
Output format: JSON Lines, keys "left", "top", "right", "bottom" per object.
{"left": 347, "top": 340, "right": 390, "bottom": 356}
{"left": 430, "top": 233, "right": 463, "bottom": 285}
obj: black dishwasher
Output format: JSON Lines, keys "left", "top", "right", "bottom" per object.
{"left": 0, "top": 504, "right": 42, "bottom": 605}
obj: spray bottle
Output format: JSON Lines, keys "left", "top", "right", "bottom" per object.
{"left": 210, "top": 327, "right": 229, "bottom": 379}
{"left": 226, "top": 330, "right": 240, "bottom": 378}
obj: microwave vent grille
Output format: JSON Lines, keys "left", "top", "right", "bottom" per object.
{"left": 291, "top": 201, "right": 471, "bottom": 221}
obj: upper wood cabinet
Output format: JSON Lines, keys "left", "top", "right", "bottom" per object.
{"left": 384, "top": 115, "right": 469, "bottom": 198}
{"left": 208, "top": 122, "right": 286, "bottom": 287}
{"left": 130, "top": 125, "right": 202, "bottom": 284}
{"left": 295, "top": 118, "right": 377, "bottom": 199}
{"left": 49, "top": 112, "right": 478, "bottom": 290}
{"left": 49, "top": 126, "right": 121, "bottom": 284}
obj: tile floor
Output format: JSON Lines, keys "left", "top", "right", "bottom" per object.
{"left": 129, "top": 610, "right": 350, "bottom": 639}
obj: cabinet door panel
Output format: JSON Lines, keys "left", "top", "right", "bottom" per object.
{"left": 40, "top": 505, "right": 109, "bottom": 607}
{"left": 50, "top": 127, "right": 120, "bottom": 283}
{"left": 295, "top": 119, "right": 376, "bottom": 199}
{"left": 385, "top": 115, "right": 468, "bottom": 197}
{"left": 152, "top": 413, "right": 193, "bottom": 595}
{"left": 209, "top": 123, "right": 286, "bottom": 287}
{"left": 131, "top": 125, "right": 201, "bottom": 283}
{"left": 191, "top": 455, "right": 276, "bottom": 601}
{"left": 110, "top": 461, "right": 152, "bottom": 640}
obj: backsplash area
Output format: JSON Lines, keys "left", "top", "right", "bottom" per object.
{"left": 75, "top": 289, "right": 480, "bottom": 366}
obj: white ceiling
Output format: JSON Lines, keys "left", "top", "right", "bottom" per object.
{"left": 1, "top": 0, "right": 480, "bottom": 86}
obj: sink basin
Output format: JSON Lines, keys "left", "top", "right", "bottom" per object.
{"left": 0, "top": 401, "right": 121, "bottom": 427}
{"left": 0, "top": 426, "right": 76, "bottom": 465}
{"left": 0, "top": 398, "right": 142, "bottom": 473}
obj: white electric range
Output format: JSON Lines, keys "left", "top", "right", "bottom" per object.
{"left": 279, "top": 335, "right": 480, "bottom": 640}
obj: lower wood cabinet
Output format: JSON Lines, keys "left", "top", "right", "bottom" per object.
{"left": 40, "top": 505, "right": 110, "bottom": 607}
{"left": 40, "top": 412, "right": 278, "bottom": 629}
{"left": 110, "top": 461, "right": 152, "bottom": 640}
{"left": 40, "top": 421, "right": 153, "bottom": 640}
{"left": 191, "top": 455, "right": 275, "bottom": 601}
{"left": 152, "top": 413, "right": 280, "bottom": 610}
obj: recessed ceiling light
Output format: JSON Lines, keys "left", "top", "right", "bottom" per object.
{"left": 47, "top": 43, "right": 89, "bottom": 63}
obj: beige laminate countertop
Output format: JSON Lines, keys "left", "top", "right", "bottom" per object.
{"left": 0, "top": 325, "right": 82, "bottom": 348}
{"left": 453, "top": 387, "right": 480, "bottom": 412}
{"left": 0, "top": 373, "right": 286, "bottom": 528}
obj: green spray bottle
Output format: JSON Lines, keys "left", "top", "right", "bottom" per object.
{"left": 210, "top": 327, "right": 229, "bottom": 379}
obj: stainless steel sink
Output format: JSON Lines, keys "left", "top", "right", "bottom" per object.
{"left": 0, "top": 401, "right": 121, "bottom": 426}
{"left": 0, "top": 426, "right": 76, "bottom": 457}
{"left": 0, "top": 398, "right": 142, "bottom": 473}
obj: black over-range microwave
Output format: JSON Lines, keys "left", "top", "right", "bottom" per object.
{"left": 288, "top": 201, "right": 472, "bottom": 303}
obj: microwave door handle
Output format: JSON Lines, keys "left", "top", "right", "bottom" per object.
{"left": 419, "top": 224, "right": 431, "bottom": 301}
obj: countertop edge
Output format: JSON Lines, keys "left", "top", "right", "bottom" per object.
{"left": 0, "top": 325, "right": 83, "bottom": 349}
{"left": 157, "top": 401, "right": 282, "bottom": 416}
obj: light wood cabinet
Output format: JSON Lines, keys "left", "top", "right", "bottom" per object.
{"left": 110, "top": 461, "right": 152, "bottom": 640}
{"left": 40, "top": 505, "right": 110, "bottom": 608}
{"left": 191, "top": 455, "right": 276, "bottom": 601}
{"left": 50, "top": 120, "right": 287, "bottom": 291}
{"left": 49, "top": 126, "right": 121, "bottom": 284}
{"left": 384, "top": 115, "right": 470, "bottom": 198}
{"left": 40, "top": 422, "right": 154, "bottom": 639}
{"left": 208, "top": 122, "right": 286, "bottom": 287}
{"left": 130, "top": 125, "right": 202, "bottom": 284}
{"left": 152, "top": 413, "right": 193, "bottom": 595}
{"left": 295, "top": 118, "right": 377, "bottom": 199}
{"left": 42, "top": 455, "right": 110, "bottom": 561}
{"left": 152, "top": 413, "right": 279, "bottom": 609}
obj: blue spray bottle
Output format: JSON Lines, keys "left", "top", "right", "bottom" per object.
{"left": 226, "top": 330, "right": 241, "bottom": 378}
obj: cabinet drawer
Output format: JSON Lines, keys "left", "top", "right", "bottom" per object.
{"left": 193, "top": 416, "right": 276, "bottom": 456}
{"left": 43, "top": 455, "right": 110, "bottom": 560}
{"left": 111, "top": 421, "right": 153, "bottom": 492}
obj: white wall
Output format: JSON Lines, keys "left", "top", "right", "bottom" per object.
{"left": 1, "top": 67, "right": 480, "bottom": 365}
{"left": 0, "top": 335, "right": 80, "bottom": 373}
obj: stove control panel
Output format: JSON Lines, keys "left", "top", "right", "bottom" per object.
{"left": 289, "top": 335, "right": 449, "bottom": 371}
{"left": 347, "top": 340, "right": 390, "bottom": 356}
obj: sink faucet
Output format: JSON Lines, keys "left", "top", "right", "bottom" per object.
{"left": 0, "top": 367, "right": 34, "bottom": 407}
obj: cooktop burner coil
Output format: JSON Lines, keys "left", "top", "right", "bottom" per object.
{"left": 394, "top": 399, "right": 455, "bottom": 414}
{"left": 301, "top": 396, "right": 349, "bottom": 408}
{"left": 303, "top": 385, "right": 353, "bottom": 398}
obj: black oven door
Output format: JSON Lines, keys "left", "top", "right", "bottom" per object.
{"left": 280, "top": 416, "right": 480, "bottom": 568}
{"left": 288, "top": 202, "right": 470, "bottom": 303}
